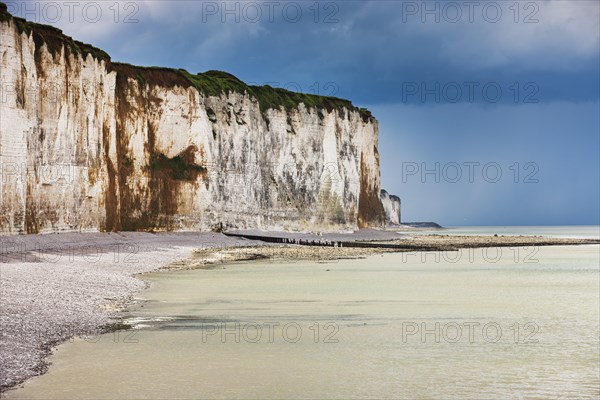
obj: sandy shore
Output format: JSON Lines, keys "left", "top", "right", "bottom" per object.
{"left": 167, "top": 234, "right": 600, "bottom": 269}
{"left": 1, "top": 230, "right": 598, "bottom": 392}
{"left": 0, "top": 231, "right": 263, "bottom": 391}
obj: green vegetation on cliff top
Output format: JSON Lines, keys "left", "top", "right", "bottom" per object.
{"left": 0, "top": 2, "right": 373, "bottom": 121}
{"left": 0, "top": 4, "right": 110, "bottom": 62}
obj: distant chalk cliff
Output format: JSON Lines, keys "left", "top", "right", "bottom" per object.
{"left": 380, "top": 189, "right": 401, "bottom": 225}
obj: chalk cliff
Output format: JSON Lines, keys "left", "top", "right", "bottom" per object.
{"left": 0, "top": 4, "right": 385, "bottom": 235}
{"left": 380, "top": 189, "right": 401, "bottom": 226}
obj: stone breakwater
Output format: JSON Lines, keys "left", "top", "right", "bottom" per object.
{"left": 0, "top": 3, "right": 385, "bottom": 235}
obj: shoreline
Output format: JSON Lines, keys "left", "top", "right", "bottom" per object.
{"left": 0, "top": 231, "right": 265, "bottom": 392}
{"left": 1, "top": 230, "right": 599, "bottom": 392}
{"left": 164, "top": 234, "right": 600, "bottom": 270}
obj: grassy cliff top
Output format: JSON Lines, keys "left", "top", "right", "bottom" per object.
{"left": 0, "top": 2, "right": 110, "bottom": 62}
{"left": 0, "top": 2, "right": 373, "bottom": 121}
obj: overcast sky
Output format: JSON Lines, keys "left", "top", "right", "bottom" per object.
{"left": 10, "top": 0, "right": 599, "bottom": 225}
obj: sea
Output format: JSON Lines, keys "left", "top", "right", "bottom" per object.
{"left": 6, "top": 226, "right": 600, "bottom": 399}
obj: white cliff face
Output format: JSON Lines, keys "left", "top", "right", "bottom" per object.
{"left": 0, "top": 16, "right": 117, "bottom": 234}
{"left": 380, "top": 190, "right": 401, "bottom": 225}
{"left": 0, "top": 10, "right": 384, "bottom": 235}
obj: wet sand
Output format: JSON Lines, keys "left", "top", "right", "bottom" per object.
{"left": 169, "top": 234, "right": 600, "bottom": 269}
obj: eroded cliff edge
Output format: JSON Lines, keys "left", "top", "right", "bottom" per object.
{"left": 0, "top": 4, "right": 384, "bottom": 234}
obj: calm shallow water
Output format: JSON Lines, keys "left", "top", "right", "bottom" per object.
{"left": 6, "top": 229, "right": 600, "bottom": 399}
{"left": 412, "top": 225, "right": 600, "bottom": 239}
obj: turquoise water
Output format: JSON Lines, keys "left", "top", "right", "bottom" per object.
{"left": 6, "top": 228, "right": 600, "bottom": 399}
